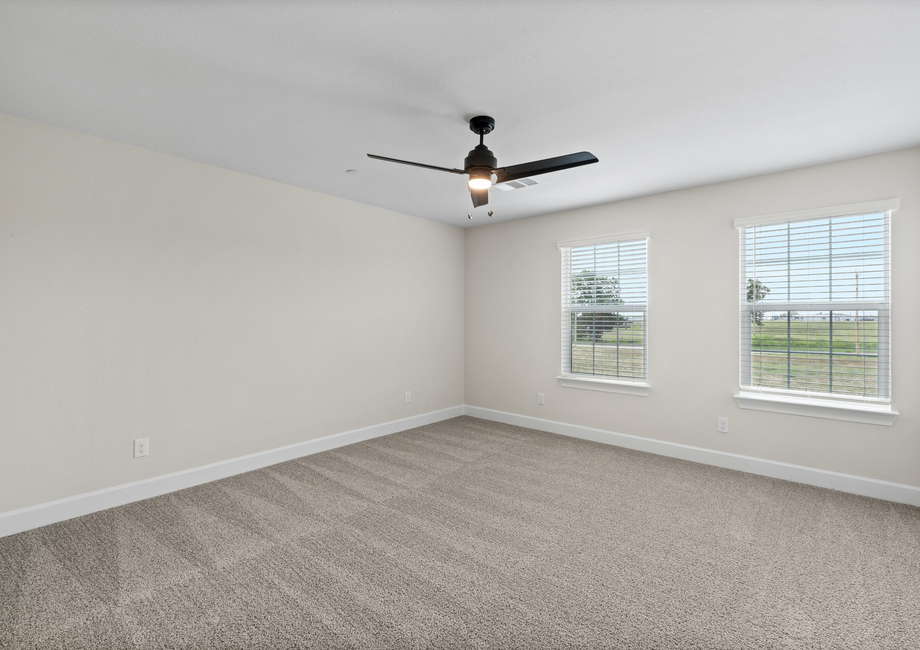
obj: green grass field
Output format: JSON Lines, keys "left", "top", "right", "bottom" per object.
{"left": 750, "top": 320, "right": 880, "bottom": 395}
{"left": 572, "top": 323, "right": 644, "bottom": 378}
{"left": 750, "top": 351, "right": 878, "bottom": 395}
{"left": 571, "top": 343, "right": 644, "bottom": 378}
{"left": 752, "top": 319, "right": 878, "bottom": 353}
{"left": 570, "top": 319, "right": 881, "bottom": 396}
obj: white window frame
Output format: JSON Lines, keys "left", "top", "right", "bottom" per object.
{"left": 734, "top": 199, "right": 899, "bottom": 426}
{"left": 557, "top": 231, "right": 650, "bottom": 396}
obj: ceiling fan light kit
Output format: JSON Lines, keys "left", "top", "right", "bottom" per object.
{"left": 467, "top": 170, "right": 492, "bottom": 190}
{"left": 368, "top": 116, "right": 598, "bottom": 219}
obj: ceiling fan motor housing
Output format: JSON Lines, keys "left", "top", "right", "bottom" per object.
{"left": 466, "top": 116, "right": 497, "bottom": 181}
{"left": 464, "top": 144, "right": 497, "bottom": 177}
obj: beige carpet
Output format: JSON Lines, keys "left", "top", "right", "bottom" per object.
{"left": 1, "top": 416, "right": 918, "bottom": 649}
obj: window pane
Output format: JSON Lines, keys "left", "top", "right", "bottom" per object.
{"left": 570, "top": 311, "right": 645, "bottom": 379}
{"left": 748, "top": 213, "right": 887, "bottom": 308}
{"left": 748, "top": 310, "right": 880, "bottom": 397}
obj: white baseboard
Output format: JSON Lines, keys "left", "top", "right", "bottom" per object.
{"left": 464, "top": 405, "right": 920, "bottom": 508}
{"left": 5, "top": 403, "right": 916, "bottom": 539}
{"left": 0, "top": 406, "right": 465, "bottom": 538}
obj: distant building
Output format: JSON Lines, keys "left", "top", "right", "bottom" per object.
{"left": 764, "top": 311, "right": 876, "bottom": 322}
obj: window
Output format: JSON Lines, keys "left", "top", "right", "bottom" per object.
{"left": 735, "top": 199, "right": 898, "bottom": 425}
{"left": 558, "top": 232, "right": 649, "bottom": 395}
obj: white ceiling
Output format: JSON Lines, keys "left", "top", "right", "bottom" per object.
{"left": 2, "top": 1, "right": 919, "bottom": 227}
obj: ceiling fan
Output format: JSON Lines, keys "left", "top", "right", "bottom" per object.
{"left": 367, "top": 116, "right": 598, "bottom": 216}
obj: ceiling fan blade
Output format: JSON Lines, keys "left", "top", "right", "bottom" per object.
{"left": 470, "top": 186, "right": 489, "bottom": 208}
{"left": 493, "top": 151, "right": 598, "bottom": 184}
{"left": 367, "top": 154, "right": 465, "bottom": 175}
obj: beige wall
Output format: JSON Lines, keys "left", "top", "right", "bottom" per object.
{"left": 465, "top": 147, "right": 920, "bottom": 488}
{"left": 0, "top": 113, "right": 465, "bottom": 513}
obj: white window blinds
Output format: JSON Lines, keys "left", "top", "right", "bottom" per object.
{"left": 738, "top": 204, "right": 892, "bottom": 401}
{"left": 560, "top": 234, "right": 648, "bottom": 381}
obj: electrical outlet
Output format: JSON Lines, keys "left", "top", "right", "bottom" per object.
{"left": 405, "top": 391, "right": 411, "bottom": 403}
{"left": 717, "top": 417, "right": 729, "bottom": 433}
{"left": 134, "top": 438, "right": 149, "bottom": 458}
{"left": 537, "top": 392, "right": 545, "bottom": 405}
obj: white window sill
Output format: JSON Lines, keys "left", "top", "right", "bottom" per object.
{"left": 734, "top": 391, "right": 898, "bottom": 426}
{"left": 557, "top": 375, "right": 650, "bottom": 396}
